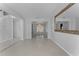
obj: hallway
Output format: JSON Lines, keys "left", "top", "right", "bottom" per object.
{"left": 0, "top": 3, "right": 78, "bottom": 56}
{"left": 0, "top": 39, "right": 68, "bottom": 56}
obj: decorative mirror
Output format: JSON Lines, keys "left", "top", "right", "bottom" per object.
{"left": 54, "top": 3, "right": 79, "bottom": 34}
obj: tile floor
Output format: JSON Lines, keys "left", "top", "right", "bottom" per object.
{"left": 0, "top": 39, "right": 69, "bottom": 56}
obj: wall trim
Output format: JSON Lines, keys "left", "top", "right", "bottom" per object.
{"left": 50, "top": 39, "right": 72, "bottom": 56}
{"left": 0, "top": 39, "right": 13, "bottom": 43}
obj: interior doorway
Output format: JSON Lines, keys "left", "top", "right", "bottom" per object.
{"left": 32, "top": 21, "right": 47, "bottom": 39}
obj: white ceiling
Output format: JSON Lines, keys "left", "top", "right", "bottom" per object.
{"left": 1, "top": 3, "right": 68, "bottom": 19}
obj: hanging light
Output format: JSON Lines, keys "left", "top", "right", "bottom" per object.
{"left": 3, "top": 11, "right": 8, "bottom": 16}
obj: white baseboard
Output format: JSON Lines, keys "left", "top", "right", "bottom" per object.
{"left": 50, "top": 39, "right": 72, "bottom": 56}
{"left": 0, "top": 39, "right": 18, "bottom": 52}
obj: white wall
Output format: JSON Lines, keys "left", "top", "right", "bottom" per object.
{"left": 0, "top": 15, "right": 16, "bottom": 51}
{"left": 0, "top": 15, "right": 13, "bottom": 42}
{"left": 24, "top": 18, "right": 52, "bottom": 39}
{"left": 52, "top": 32, "right": 79, "bottom": 56}
{"left": 50, "top": 17, "right": 79, "bottom": 56}
{"left": 13, "top": 18, "right": 23, "bottom": 40}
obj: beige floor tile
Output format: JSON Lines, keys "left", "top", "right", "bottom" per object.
{"left": 0, "top": 39, "right": 69, "bottom": 56}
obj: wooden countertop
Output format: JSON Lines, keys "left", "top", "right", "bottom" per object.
{"left": 55, "top": 29, "right": 79, "bottom": 35}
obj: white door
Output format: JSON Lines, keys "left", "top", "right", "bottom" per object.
{"left": 13, "top": 19, "right": 23, "bottom": 40}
